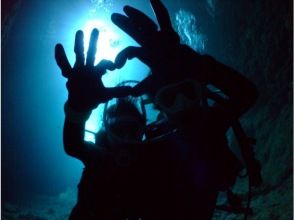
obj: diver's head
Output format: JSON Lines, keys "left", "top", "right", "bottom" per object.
{"left": 155, "top": 79, "right": 203, "bottom": 121}
{"left": 104, "top": 97, "right": 146, "bottom": 144}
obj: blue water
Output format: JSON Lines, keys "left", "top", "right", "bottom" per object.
{"left": 2, "top": 0, "right": 215, "bottom": 202}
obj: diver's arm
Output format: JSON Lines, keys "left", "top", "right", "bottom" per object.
{"left": 201, "top": 57, "right": 262, "bottom": 186}
{"left": 63, "top": 119, "right": 87, "bottom": 159}
{"left": 55, "top": 28, "right": 131, "bottom": 163}
{"left": 200, "top": 55, "right": 258, "bottom": 118}
{"left": 63, "top": 105, "right": 102, "bottom": 162}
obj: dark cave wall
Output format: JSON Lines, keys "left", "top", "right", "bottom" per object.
{"left": 217, "top": 0, "right": 292, "bottom": 103}
{"left": 213, "top": 0, "right": 292, "bottom": 186}
{"left": 205, "top": 0, "right": 292, "bottom": 219}
{"left": 1, "top": 0, "right": 23, "bottom": 48}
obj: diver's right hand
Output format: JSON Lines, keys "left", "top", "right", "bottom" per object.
{"left": 55, "top": 29, "right": 132, "bottom": 112}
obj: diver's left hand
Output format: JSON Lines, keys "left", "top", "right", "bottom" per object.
{"left": 111, "top": 0, "right": 180, "bottom": 74}
{"left": 111, "top": 0, "right": 204, "bottom": 96}
{"left": 55, "top": 29, "right": 132, "bottom": 112}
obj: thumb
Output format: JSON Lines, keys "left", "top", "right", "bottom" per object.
{"left": 115, "top": 46, "right": 147, "bottom": 69}
{"left": 95, "top": 59, "right": 116, "bottom": 76}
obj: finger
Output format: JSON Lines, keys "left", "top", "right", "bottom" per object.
{"left": 114, "top": 46, "right": 143, "bottom": 69}
{"left": 150, "top": 0, "right": 173, "bottom": 32}
{"left": 55, "top": 44, "right": 72, "bottom": 78}
{"left": 86, "top": 28, "right": 99, "bottom": 66}
{"left": 112, "top": 13, "right": 154, "bottom": 46}
{"left": 123, "top": 6, "right": 157, "bottom": 32}
{"left": 95, "top": 59, "right": 116, "bottom": 75}
{"left": 74, "top": 30, "right": 85, "bottom": 67}
{"left": 111, "top": 13, "right": 142, "bottom": 45}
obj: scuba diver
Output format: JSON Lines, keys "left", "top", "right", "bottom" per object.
{"left": 55, "top": 0, "right": 261, "bottom": 219}
{"left": 110, "top": 0, "right": 261, "bottom": 219}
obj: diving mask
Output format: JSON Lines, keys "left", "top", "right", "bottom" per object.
{"left": 155, "top": 79, "right": 203, "bottom": 116}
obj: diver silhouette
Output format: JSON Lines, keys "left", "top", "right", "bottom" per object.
{"left": 55, "top": 0, "right": 261, "bottom": 219}
{"left": 110, "top": 0, "right": 260, "bottom": 219}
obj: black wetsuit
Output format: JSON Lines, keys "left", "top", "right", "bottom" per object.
{"left": 140, "top": 106, "right": 241, "bottom": 220}
{"left": 65, "top": 53, "right": 257, "bottom": 220}
{"left": 68, "top": 130, "right": 148, "bottom": 220}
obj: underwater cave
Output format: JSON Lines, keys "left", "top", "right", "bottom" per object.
{"left": 2, "top": 0, "right": 293, "bottom": 219}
